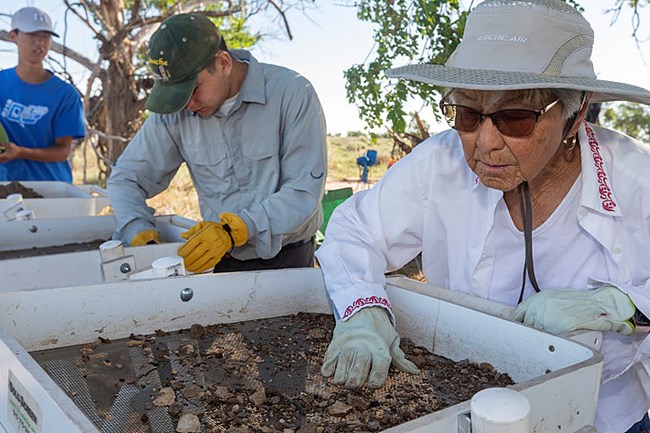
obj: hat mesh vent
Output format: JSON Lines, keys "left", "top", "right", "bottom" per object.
{"left": 477, "top": 0, "right": 582, "bottom": 17}
{"left": 542, "top": 34, "right": 594, "bottom": 77}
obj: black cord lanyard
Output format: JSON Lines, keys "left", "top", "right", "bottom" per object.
{"left": 517, "top": 181, "right": 541, "bottom": 303}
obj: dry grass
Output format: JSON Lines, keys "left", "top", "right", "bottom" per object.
{"left": 71, "top": 142, "right": 201, "bottom": 219}
{"left": 326, "top": 135, "right": 394, "bottom": 181}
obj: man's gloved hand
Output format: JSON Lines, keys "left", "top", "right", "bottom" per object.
{"left": 510, "top": 286, "right": 636, "bottom": 335}
{"left": 321, "top": 306, "right": 420, "bottom": 389}
{"left": 178, "top": 212, "right": 248, "bottom": 273}
{"left": 129, "top": 230, "right": 160, "bottom": 246}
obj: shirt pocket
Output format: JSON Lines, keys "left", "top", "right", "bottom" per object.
{"left": 183, "top": 144, "right": 233, "bottom": 197}
{"left": 240, "top": 134, "right": 280, "bottom": 187}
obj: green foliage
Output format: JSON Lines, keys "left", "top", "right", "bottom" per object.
{"left": 345, "top": 0, "right": 467, "bottom": 133}
{"left": 219, "top": 15, "right": 262, "bottom": 48}
{"left": 128, "top": 1, "right": 260, "bottom": 50}
{"left": 204, "top": 2, "right": 261, "bottom": 49}
{"left": 97, "top": 0, "right": 261, "bottom": 97}
{"left": 602, "top": 103, "right": 650, "bottom": 142}
{"left": 345, "top": 1, "right": 635, "bottom": 135}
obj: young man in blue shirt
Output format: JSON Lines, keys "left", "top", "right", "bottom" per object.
{"left": 0, "top": 7, "right": 86, "bottom": 182}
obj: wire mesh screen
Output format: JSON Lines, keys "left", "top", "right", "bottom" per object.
{"left": 30, "top": 313, "right": 512, "bottom": 433}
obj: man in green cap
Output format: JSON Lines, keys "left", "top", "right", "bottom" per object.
{"left": 107, "top": 13, "right": 327, "bottom": 273}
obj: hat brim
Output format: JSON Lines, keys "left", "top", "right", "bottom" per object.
{"left": 145, "top": 75, "right": 197, "bottom": 114}
{"left": 386, "top": 64, "right": 650, "bottom": 105}
{"left": 14, "top": 26, "right": 59, "bottom": 37}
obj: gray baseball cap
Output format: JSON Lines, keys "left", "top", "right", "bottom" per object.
{"left": 11, "top": 7, "right": 59, "bottom": 37}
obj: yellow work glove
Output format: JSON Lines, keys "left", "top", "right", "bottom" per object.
{"left": 129, "top": 230, "right": 160, "bottom": 246}
{"left": 178, "top": 212, "right": 248, "bottom": 273}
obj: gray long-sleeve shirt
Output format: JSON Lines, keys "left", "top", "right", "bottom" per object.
{"left": 107, "top": 50, "right": 327, "bottom": 260}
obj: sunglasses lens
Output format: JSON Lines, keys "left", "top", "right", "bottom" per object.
{"left": 441, "top": 103, "right": 542, "bottom": 137}
{"left": 443, "top": 105, "right": 481, "bottom": 132}
{"left": 493, "top": 110, "right": 538, "bottom": 137}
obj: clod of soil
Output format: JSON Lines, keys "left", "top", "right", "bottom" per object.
{"left": 0, "top": 181, "right": 42, "bottom": 198}
{"left": 32, "top": 313, "right": 514, "bottom": 433}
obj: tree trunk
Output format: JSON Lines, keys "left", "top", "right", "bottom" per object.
{"left": 102, "top": 53, "right": 141, "bottom": 164}
{"left": 94, "top": 0, "right": 144, "bottom": 181}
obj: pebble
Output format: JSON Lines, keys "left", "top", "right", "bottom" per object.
{"left": 296, "top": 424, "right": 317, "bottom": 433}
{"left": 328, "top": 401, "right": 353, "bottom": 416}
{"left": 212, "top": 385, "right": 231, "bottom": 401}
{"left": 182, "top": 385, "right": 201, "bottom": 399}
{"left": 189, "top": 324, "right": 205, "bottom": 339}
{"left": 176, "top": 413, "right": 200, "bottom": 432}
{"left": 308, "top": 329, "right": 326, "bottom": 339}
{"left": 347, "top": 394, "right": 370, "bottom": 411}
{"left": 152, "top": 387, "right": 175, "bottom": 406}
{"left": 249, "top": 389, "right": 266, "bottom": 406}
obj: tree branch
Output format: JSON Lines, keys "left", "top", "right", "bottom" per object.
{"left": 0, "top": 30, "right": 98, "bottom": 71}
{"left": 267, "top": 0, "right": 294, "bottom": 40}
{"left": 130, "top": 2, "right": 242, "bottom": 51}
{"left": 63, "top": 0, "right": 107, "bottom": 43}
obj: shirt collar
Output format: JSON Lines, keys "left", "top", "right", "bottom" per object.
{"left": 469, "top": 122, "right": 622, "bottom": 217}
{"left": 230, "top": 49, "right": 266, "bottom": 105}
{"left": 578, "top": 122, "right": 622, "bottom": 217}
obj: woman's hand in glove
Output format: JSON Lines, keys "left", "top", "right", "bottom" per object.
{"left": 510, "top": 286, "right": 636, "bottom": 335}
{"left": 321, "top": 306, "right": 420, "bottom": 389}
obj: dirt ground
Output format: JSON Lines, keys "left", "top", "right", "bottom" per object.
{"left": 33, "top": 312, "right": 513, "bottom": 433}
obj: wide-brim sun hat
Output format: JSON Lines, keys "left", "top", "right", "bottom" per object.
{"left": 386, "top": 0, "right": 650, "bottom": 105}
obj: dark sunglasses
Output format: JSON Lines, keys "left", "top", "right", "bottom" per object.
{"left": 439, "top": 99, "right": 561, "bottom": 137}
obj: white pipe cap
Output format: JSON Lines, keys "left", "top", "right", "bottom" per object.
{"left": 471, "top": 388, "right": 531, "bottom": 433}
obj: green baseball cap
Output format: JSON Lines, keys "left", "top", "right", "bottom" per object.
{"left": 146, "top": 13, "right": 222, "bottom": 114}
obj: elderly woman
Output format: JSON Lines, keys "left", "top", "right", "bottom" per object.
{"left": 315, "top": 1, "right": 650, "bottom": 432}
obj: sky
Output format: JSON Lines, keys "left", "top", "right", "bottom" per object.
{"left": 1, "top": 1, "right": 649, "bottom": 135}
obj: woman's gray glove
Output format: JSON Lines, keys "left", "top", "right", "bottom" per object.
{"left": 510, "top": 286, "right": 636, "bottom": 335}
{"left": 321, "top": 306, "right": 420, "bottom": 389}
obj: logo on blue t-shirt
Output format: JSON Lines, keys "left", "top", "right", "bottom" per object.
{"left": 2, "top": 99, "right": 49, "bottom": 128}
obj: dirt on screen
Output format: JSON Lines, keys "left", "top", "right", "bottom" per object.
{"left": 32, "top": 312, "right": 514, "bottom": 433}
{"left": 0, "top": 239, "right": 107, "bottom": 260}
{"left": 0, "top": 181, "right": 43, "bottom": 198}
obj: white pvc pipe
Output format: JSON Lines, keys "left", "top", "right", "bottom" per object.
{"left": 2, "top": 193, "right": 24, "bottom": 220}
{"left": 471, "top": 388, "right": 531, "bottom": 433}
{"left": 99, "top": 240, "right": 125, "bottom": 262}
{"left": 152, "top": 255, "right": 186, "bottom": 278}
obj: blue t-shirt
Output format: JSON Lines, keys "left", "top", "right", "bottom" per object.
{"left": 0, "top": 68, "right": 86, "bottom": 182}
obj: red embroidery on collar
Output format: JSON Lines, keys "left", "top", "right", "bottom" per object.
{"left": 342, "top": 296, "right": 392, "bottom": 320}
{"left": 584, "top": 123, "right": 617, "bottom": 212}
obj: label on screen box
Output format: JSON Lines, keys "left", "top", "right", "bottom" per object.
{"left": 7, "top": 370, "right": 41, "bottom": 433}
